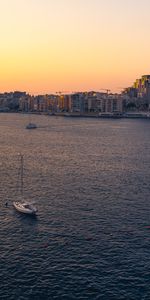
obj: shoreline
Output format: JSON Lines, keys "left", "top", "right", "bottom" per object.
{"left": 0, "top": 111, "right": 150, "bottom": 119}
{"left": 50, "top": 112, "right": 150, "bottom": 119}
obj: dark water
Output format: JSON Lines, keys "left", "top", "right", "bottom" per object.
{"left": 0, "top": 113, "right": 150, "bottom": 300}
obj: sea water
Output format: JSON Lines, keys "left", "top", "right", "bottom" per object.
{"left": 0, "top": 113, "right": 150, "bottom": 300}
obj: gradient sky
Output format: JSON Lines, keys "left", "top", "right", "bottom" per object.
{"left": 0, "top": 0, "right": 150, "bottom": 94}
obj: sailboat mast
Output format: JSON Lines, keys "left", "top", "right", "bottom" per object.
{"left": 20, "top": 154, "right": 24, "bottom": 195}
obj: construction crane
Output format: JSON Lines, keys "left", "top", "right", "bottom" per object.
{"left": 100, "top": 89, "right": 111, "bottom": 94}
{"left": 56, "top": 91, "right": 70, "bottom": 95}
{"left": 116, "top": 87, "right": 126, "bottom": 94}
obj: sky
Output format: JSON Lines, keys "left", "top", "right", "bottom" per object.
{"left": 0, "top": 0, "right": 150, "bottom": 95}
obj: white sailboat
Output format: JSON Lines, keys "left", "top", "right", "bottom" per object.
{"left": 26, "top": 113, "right": 37, "bottom": 129}
{"left": 13, "top": 154, "right": 38, "bottom": 215}
{"left": 26, "top": 122, "right": 37, "bottom": 129}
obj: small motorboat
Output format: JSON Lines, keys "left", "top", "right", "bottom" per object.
{"left": 26, "top": 122, "right": 37, "bottom": 129}
{"left": 13, "top": 201, "right": 38, "bottom": 215}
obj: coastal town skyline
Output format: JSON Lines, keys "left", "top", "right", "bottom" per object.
{"left": 1, "top": 0, "right": 150, "bottom": 95}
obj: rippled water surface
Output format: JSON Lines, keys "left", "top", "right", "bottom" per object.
{"left": 0, "top": 113, "right": 150, "bottom": 300}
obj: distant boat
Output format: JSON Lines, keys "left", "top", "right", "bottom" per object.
{"left": 13, "top": 201, "right": 38, "bottom": 215}
{"left": 26, "top": 122, "right": 37, "bottom": 129}
{"left": 13, "top": 154, "right": 38, "bottom": 215}
{"left": 26, "top": 113, "right": 37, "bottom": 129}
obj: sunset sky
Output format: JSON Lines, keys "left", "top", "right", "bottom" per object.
{"left": 0, "top": 0, "right": 150, "bottom": 95}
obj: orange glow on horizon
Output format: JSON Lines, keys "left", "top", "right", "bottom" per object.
{"left": 0, "top": 0, "right": 150, "bottom": 95}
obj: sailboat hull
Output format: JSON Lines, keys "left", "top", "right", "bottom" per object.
{"left": 26, "top": 123, "right": 37, "bottom": 129}
{"left": 13, "top": 201, "right": 37, "bottom": 215}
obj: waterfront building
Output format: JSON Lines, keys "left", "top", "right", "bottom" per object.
{"left": 19, "top": 94, "right": 34, "bottom": 112}
{"left": 123, "top": 75, "right": 150, "bottom": 110}
{"left": 62, "top": 91, "right": 123, "bottom": 114}
{"left": 0, "top": 91, "right": 26, "bottom": 111}
{"left": 45, "top": 94, "right": 58, "bottom": 113}
{"left": 85, "top": 92, "right": 102, "bottom": 112}
{"left": 69, "top": 93, "right": 84, "bottom": 113}
{"left": 0, "top": 90, "right": 123, "bottom": 114}
{"left": 63, "top": 94, "right": 72, "bottom": 112}
{"left": 84, "top": 92, "right": 123, "bottom": 114}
